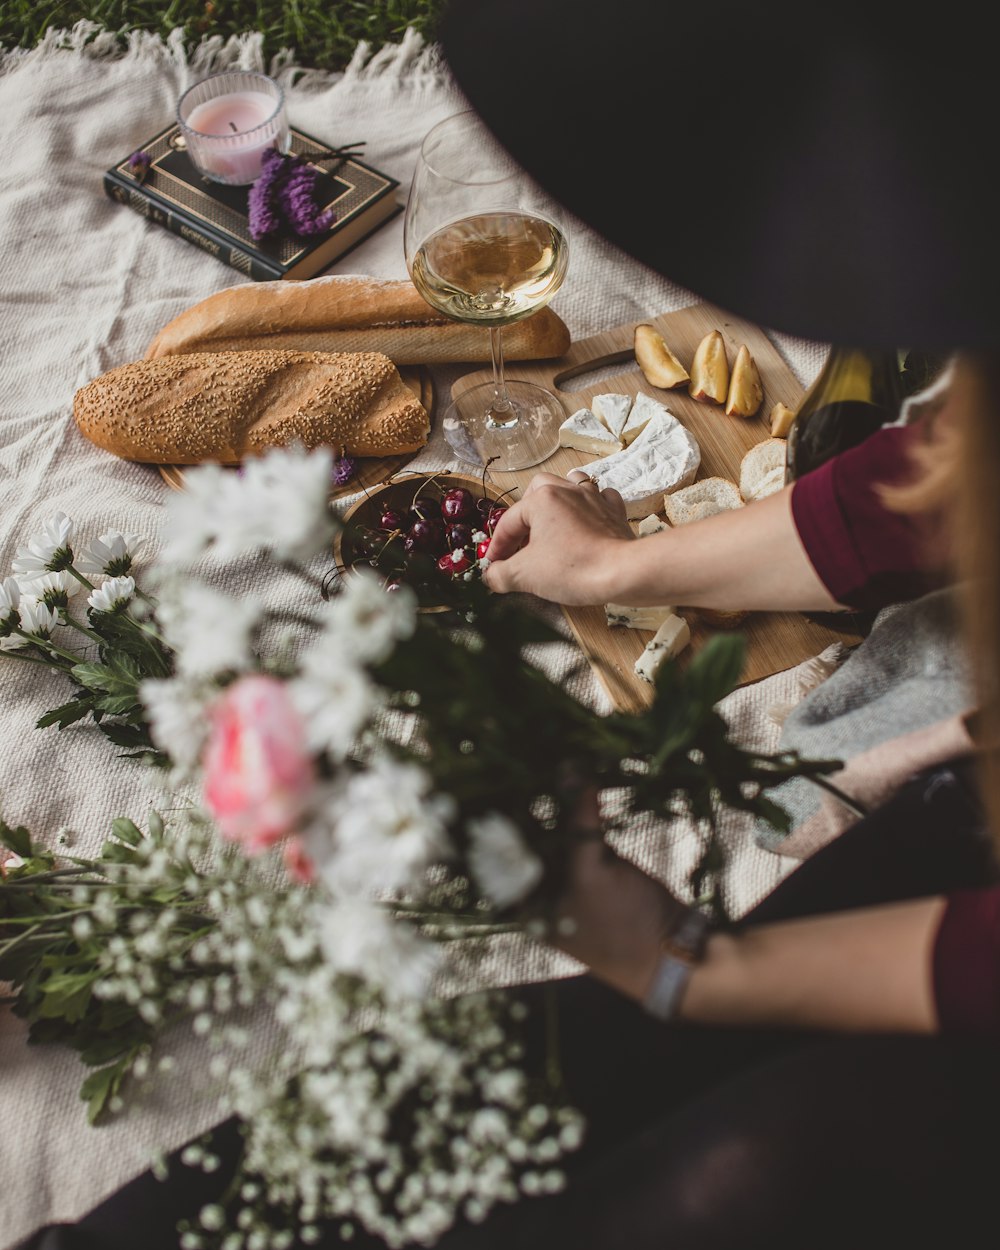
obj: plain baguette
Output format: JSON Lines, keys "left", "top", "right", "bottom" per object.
{"left": 73, "top": 349, "right": 430, "bottom": 465}
{"left": 145, "top": 273, "right": 572, "bottom": 364}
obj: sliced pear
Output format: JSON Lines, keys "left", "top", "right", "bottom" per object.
{"left": 688, "top": 329, "right": 729, "bottom": 404}
{"left": 724, "top": 344, "right": 764, "bottom": 418}
{"left": 769, "top": 400, "right": 796, "bottom": 437}
{"left": 634, "top": 323, "right": 690, "bottom": 390}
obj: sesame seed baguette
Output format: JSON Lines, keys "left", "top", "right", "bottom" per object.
{"left": 145, "top": 273, "right": 571, "bottom": 365}
{"left": 73, "top": 349, "right": 430, "bottom": 465}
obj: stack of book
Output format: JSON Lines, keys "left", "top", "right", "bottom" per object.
{"left": 104, "top": 124, "right": 402, "bottom": 281}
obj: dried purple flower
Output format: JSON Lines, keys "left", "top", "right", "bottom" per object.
{"left": 247, "top": 148, "right": 288, "bottom": 242}
{"left": 278, "top": 157, "right": 337, "bottom": 237}
{"left": 332, "top": 454, "right": 357, "bottom": 486}
{"left": 127, "top": 150, "right": 152, "bottom": 184}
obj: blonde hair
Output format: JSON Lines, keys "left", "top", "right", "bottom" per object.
{"left": 884, "top": 352, "right": 1000, "bottom": 843}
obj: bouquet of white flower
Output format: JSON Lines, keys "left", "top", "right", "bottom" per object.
{"left": 0, "top": 445, "right": 838, "bottom": 1249}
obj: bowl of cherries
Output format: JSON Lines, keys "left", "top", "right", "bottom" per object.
{"left": 334, "top": 472, "right": 512, "bottom": 610}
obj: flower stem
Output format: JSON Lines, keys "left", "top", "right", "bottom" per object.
{"left": 66, "top": 567, "right": 96, "bottom": 592}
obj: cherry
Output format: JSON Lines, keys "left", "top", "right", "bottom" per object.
{"left": 441, "top": 487, "right": 475, "bottom": 521}
{"left": 379, "top": 507, "right": 406, "bottom": 531}
{"left": 446, "top": 522, "right": 473, "bottom": 550}
{"left": 406, "top": 517, "right": 447, "bottom": 554}
{"left": 437, "top": 550, "right": 473, "bottom": 575}
{"left": 409, "top": 495, "right": 440, "bottom": 523}
{"left": 485, "top": 504, "right": 508, "bottom": 535}
{"left": 476, "top": 538, "right": 491, "bottom": 559}
{"left": 475, "top": 496, "right": 495, "bottom": 521}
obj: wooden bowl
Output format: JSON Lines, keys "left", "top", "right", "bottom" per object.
{"left": 333, "top": 471, "right": 511, "bottom": 611}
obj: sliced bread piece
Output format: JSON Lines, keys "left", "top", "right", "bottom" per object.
{"left": 663, "top": 476, "right": 743, "bottom": 526}
{"left": 740, "top": 437, "right": 787, "bottom": 502}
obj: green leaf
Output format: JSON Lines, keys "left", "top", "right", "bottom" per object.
{"left": 0, "top": 819, "right": 32, "bottom": 858}
{"left": 36, "top": 698, "right": 95, "bottom": 729}
{"left": 80, "top": 1053, "right": 133, "bottom": 1125}
{"left": 683, "top": 632, "right": 746, "bottom": 708}
{"left": 98, "top": 723, "right": 155, "bottom": 750}
{"left": 111, "top": 818, "right": 144, "bottom": 847}
{"left": 70, "top": 653, "right": 144, "bottom": 699}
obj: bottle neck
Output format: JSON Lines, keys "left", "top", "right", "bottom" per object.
{"left": 803, "top": 344, "right": 904, "bottom": 410}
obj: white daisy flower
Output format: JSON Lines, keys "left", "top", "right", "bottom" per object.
{"left": 289, "top": 653, "right": 379, "bottom": 761}
{"left": 139, "top": 676, "right": 213, "bottom": 773}
{"left": 156, "top": 582, "right": 259, "bottom": 679}
{"left": 18, "top": 596, "right": 61, "bottom": 639}
{"left": 12, "top": 512, "right": 74, "bottom": 579}
{"left": 237, "top": 444, "right": 336, "bottom": 562}
{"left": 87, "top": 576, "right": 136, "bottom": 613}
{"left": 76, "top": 531, "right": 145, "bottom": 577}
{"left": 159, "top": 445, "right": 334, "bottom": 568}
{"left": 0, "top": 576, "right": 21, "bottom": 626}
{"left": 23, "top": 570, "right": 82, "bottom": 612}
{"left": 467, "top": 812, "right": 544, "bottom": 909}
{"left": 319, "top": 758, "right": 454, "bottom": 895}
{"left": 322, "top": 567, "right": 417, "bottom": 665}
{"left": 317, "top": 898, "right": 441, "bottom": 999}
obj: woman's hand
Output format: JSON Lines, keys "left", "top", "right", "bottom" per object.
{"left": 549, "top": 787, "right": 689, "bottom": 1003}
{"left": 481, "top": 470, "right": 634, "bottom": 604}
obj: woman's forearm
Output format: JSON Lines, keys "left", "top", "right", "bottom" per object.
{"left": 679, "top": 898, "right": 947, "bottom": 1033}
{"left": 605, "top": 487, "right": 841, "bottom": 612}
{"left": 482, "top": 475, "right": 843, "bottom": 612}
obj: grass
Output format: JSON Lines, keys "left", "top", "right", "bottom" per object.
{"left": 0, "top": 0, "right": 448, "bottom": 72}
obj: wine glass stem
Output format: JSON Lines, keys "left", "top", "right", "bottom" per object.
{"left": 485, "top": 326, "right": 518, "bottom": 430}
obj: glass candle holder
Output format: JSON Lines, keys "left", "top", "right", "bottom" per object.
{"left": 177, "top": 71, "right": 289, "bottom": 186}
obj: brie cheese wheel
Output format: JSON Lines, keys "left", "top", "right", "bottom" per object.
{"left": 621, "top": 391, "right": 666, "bottom": 445}
{"left": 558, "top": 407, "right": 623, "bottom": 456}
{"left": 579, "top": 409, "right": 701, "bottom": 519}
{"left": 591, "top": 392, "right": 633, "bottom": 440}
{"left": 634, "top": 613, "right": 691, "bottom": 684}
{"left": 605, "top": 602, "right": 676, "bottom": 631}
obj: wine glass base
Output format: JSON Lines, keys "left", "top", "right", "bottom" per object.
{"left": 442, "top": 380, "right": 566, "bottom": 472}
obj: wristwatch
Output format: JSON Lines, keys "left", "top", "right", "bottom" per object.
{"left": 642, "top": 905, "right": 711, "bottom": 1021}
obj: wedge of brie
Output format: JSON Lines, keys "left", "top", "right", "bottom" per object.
{"left": 621, "top": 391, "right": 665, "bottom": 445}
{"left": 558, "top": 407, "right": 623, "bottom": 456}
{"left": 634, "top": 613, "right": 691, "bottom": 684}
{"left": 579, "top": 408, "right": 701, "bottom": 519}
{"left": 591, "top": 392, "right": 633, "bottom": 440}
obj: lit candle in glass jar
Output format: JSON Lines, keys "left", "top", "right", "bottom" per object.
{"left": 177, "top": 71, "right": 289, "bottom": 186}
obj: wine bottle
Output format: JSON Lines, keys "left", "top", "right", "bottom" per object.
{"left": 784, "top": 346, "right": 905, "bottom": 484}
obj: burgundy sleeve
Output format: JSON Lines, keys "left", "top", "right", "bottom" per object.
{"left": 933, "top": 887, "right": 1000, "bottom": 1036}
{"left": 789, "top": 423, "right": 942, "bottom": 610}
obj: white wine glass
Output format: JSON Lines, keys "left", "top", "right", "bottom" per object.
{"left": 403, "top": 110, "right": 570, "bottom": 472}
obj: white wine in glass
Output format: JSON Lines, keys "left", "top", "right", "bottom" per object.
{"left": 404, "top": 110, "right": 570, "bottom": 471}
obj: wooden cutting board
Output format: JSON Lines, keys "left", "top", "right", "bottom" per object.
{"left": 452, "top": 301, "right": 862, "bottom": 714}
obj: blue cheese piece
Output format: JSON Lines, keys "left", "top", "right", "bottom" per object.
{"left": 621, "top": 391, "right": 667, "bottom": 445}
{"left": 636, "top": 513, "right": 668, "bottom": 536}
{"left": 558, "top": 407, "right": 623, "bottom": 456}
{"left": 578, "top": 409, "right": 701, "bottom": 519}
{"left": 634, "top": 613, "right": 691, "bottom": 683}
{"left": 605, "top": 602, "right": 676, "bottom": 631}
{"left": 591, "top": 392, "right": 633, "bottom": 440}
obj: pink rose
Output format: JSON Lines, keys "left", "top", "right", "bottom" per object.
{"left": 202, "top": 675, "right": 316, "bottom": 854}
{"left": 282, "top": 835, "right": 316, "bottom": 885}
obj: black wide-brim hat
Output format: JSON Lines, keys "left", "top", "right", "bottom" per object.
{"left": 439, "top": 0, "right": 998, "bottom": 351}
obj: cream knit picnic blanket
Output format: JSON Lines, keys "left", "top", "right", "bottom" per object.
{"left": 0, "top": 25, "right": 830, "bottom": 1246}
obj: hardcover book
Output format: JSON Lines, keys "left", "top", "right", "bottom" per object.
{"left": 103, "top": 124, "right": 402, "bottom": 281}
